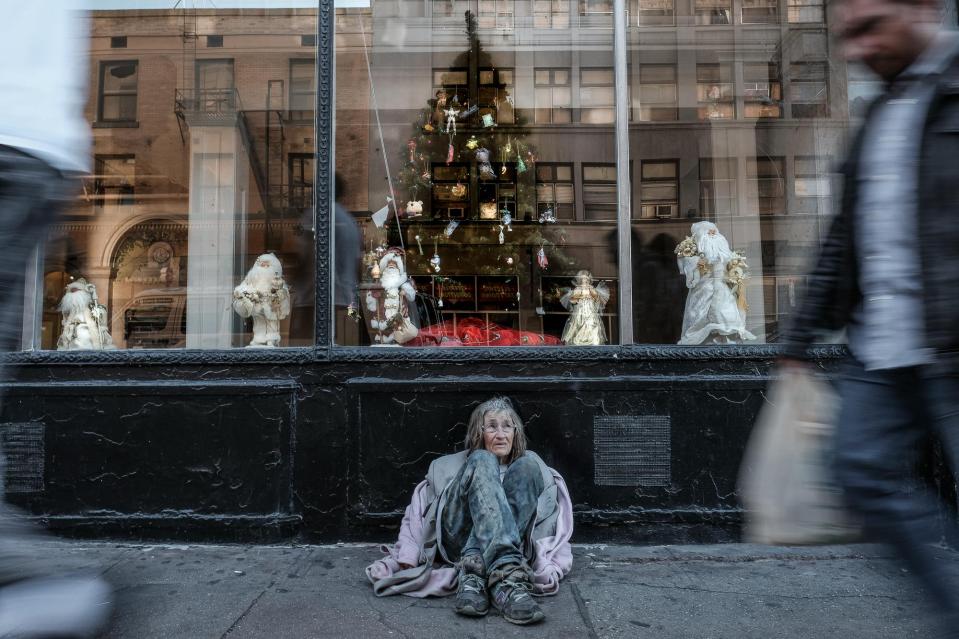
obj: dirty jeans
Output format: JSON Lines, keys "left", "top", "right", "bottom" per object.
{"left": 441, "top": 450, "right": 544, "bottom": 578}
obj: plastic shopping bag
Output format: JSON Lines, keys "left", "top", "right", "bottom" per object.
{"left": 738, "top": 368, "right": 860, "bottom": 545}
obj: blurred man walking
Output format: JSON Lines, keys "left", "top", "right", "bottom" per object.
{"left": 0, "top": 3, "right": 112, "bottom": 637}
{"left": 783, "top": 0, "right": 959, "bottom": 634}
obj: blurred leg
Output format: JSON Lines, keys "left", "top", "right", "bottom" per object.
{"left": 835, "top": 360, "right": 959, "bottom": 620}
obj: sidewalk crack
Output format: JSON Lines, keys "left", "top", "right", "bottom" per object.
{"left": 570, "top": 582, "right": 600, "bottom": 639}
{"left": 220, "top": 579, "right": 275, "bottom": 638}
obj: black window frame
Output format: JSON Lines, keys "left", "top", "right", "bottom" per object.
{"left": 97, "top": 59, "right": 139, "bottom": 124}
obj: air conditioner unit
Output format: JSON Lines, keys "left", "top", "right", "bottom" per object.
{"left": 655, "top": 204, "right": 677, "bottom": 218}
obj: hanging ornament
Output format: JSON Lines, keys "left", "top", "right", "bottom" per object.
{"left": 506, "top": 256, "right": 514, "bottom": 265}
{"left": 460, "top": 103, "right": 479, "bottom": 118}
{"left": 498, "top": 225, "right": 505, "bottom": 245}
{"left": 477, "top": 148, "right": 495, "bottom": 180}
{"left": 435, "top": 88, "right": 448, "bottom": 108}
{"left": 537, "top": 247, "right": 549, "bottom": 270}
{"left": 444, "top": 105, "right": 460, "bottom": 135}
{"left": 505, "top": 138, "right": 512, "bottom": 154}
{"left": 430, "top": 253, "right": 442, "bottom": 273}
{"left": 516, "top": 153, "right": 527, "bottom": 174}
{"left": 423, "top": 122, "right": 435, "bottom": 133}
{"left": 480, "top": 202, "right": 498, "bottom": 220}
{"left": 407, "top": 140, "right": 417, "bottom": 163}
{"left": 451, "top": 182, "right": 467, "bottom": 198}
{"left": 447, "top": 142, "right": 454, "bottom": 164}
{"left": 444, "top": 220, "right": 460, "bottom": 238}
{"left": 415, "top": 234, "right": 424, "bottom": 255}
{"left": 405, "top": 201, "right": 423, "bottom": 218}
{"left": 481, "top": 112, "right": 496, "bottom": 128}
{"left": 421, "top": 168, "right": 432, "bottom": 183}
{"left": 371, "top": 262, "right": 382, "bottom": 280}
{"left": 465, "top": 135, "right": 479, "bottom": 150}
{"left": 500, "top": 210, "right": 512, "bottom": 230}
{"left": 347, "top": 302, "right": 361, "bottom": 322}
{"left": 539, "top": 208, "right": 557, "bottom": 224}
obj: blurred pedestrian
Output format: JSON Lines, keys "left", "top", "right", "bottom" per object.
{"left": 782, "top": 0, "right": 959, "bottom": 634}
{"left": 0, "top": 2, "right": 112, "bottom": 636}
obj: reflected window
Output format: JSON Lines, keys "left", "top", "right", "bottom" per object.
{"left": 741, "top": 0, "right": 778, "bottom": 23}
{"left": 534, "top": 0, "right": 570, "bottom": 28}
{"left": 790, "top": 62, "right": 829, "bottom": 118}
{"left": 534, "top": 68, "right": 572, "bottom": 124}
{"left": 635, "top": 64, "right": 677, "bottom": 122}
{"left": 639, "top": 161, "right": 679, "bottom": 219}
{"left": 697, "top": 63, "right": 734, "bottom": 120}
{"left": 92, "top": 155, "right": 135, "bottom": 214}
{"left": 743, "top": 62, "right": 782, "bottom": 119}
{"left": 536, "top": 164, "right": 575, "bottom": 221}
{"left": 479, "top": 68, "right": 514, "bottom": 125}
{"left": 581, "top": 0, "right": 615, "bottom": 14}
{"left": 290, "top": 58, "right": 316, "bottom": 115}
{"left": 794, "top": 156, "right": 832, "bottom": 215}
{"left": 699, "top": 158, "right": 737, "bottom": 217}
{"left": 478, "top": 0, "right": 514, "bottom": 29}
{"left": 788, "top": 0, "right": 824, "bottom": 22}
{"left": 695, "top": 0, "right": 731, "bottom": 24}
{"left": 581, "top": 68, "right": 615, "bottom": 124}
{"left": 635, "top": 0, "right": 674, "bottom": 25}
{"left": 98, "top": 60, "right": 138, "bottom": 122}
{"left": 195, "top": 59, "right": 235, "bottom": 113}
{"left": 747, "top": 157, "right": 785, "bottom": 216}
{"left": 583, "top": 164, "right": 618, "bottom": 221}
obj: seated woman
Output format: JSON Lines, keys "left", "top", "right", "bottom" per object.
{"left": 365, "top": 397, "right": 573, "bottom": 625}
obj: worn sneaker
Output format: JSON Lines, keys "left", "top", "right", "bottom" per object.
{"left": 489, "top": 566, "right": 544, "bottom": 625}
{"left": 453, "top": 555, "right": 489, "bottom": 617}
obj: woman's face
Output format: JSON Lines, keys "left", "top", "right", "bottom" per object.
{"left": 482, "top": 411, "right": 515, "bottom": 462}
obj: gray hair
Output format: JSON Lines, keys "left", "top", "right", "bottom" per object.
{"left": 464, "top": 396, "right": 528, "bottom": 464}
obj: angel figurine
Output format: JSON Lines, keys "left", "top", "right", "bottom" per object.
{"left": 560, "top": 270, "right": 610, "bottom": 346}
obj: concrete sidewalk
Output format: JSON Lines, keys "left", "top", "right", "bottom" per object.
{"left": 26, "top": 540, "right": 956, "bottom": 638}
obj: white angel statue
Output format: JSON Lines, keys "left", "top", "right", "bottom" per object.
{"left": 560, "top": 270, "right": 610, "bottom": 346}
{"left": 675, "top": 221, "right": 756, "bottom": 345}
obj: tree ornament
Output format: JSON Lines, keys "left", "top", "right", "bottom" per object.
{"left": 447, "top": 143, "right": 454, "bottom": 164}
{"left": 435, "top": 88, "right": 448, "bottom": 108}
{"left": 516, "top": 153, "right": 527, "bottom": 174}
{"left": 407, "top": 140, "right": 417, "bottom": 163}
{"left": 451, "top": 182, "right": 467, "bottom": 198}
{"left": 443, "top": 105, "right": 460, "bottom": 135}
{"left": 466, "top": 135, "right": 479, "bottom": 150}
{"left": 476, "top": 147, "right": 495, "bottom": 179}
{"left": 415, "top": 234, "right": 424, "bottom": 255}
{"left": 406, "top": 201, "right": 423, "bottom": 218}
{"left": 371, "top": 262, "right": 382, "bottom": 280}
{"left": 537, "top": 247, "right": 549, "bottom": 270}
{"left": 444, "top": 220, "right": 460, "bottom": 237}
{"left": 481, "top": 112, "right": 496, "bottom": 128}
{"left": 430, "top": 253, "right": 442, "bottom": 273}
{"left": 539, "top": 208, "right": 557, "bottom": 224}
{"left": 498, "top": 225, "right": 505, "bottom": 245}
{"left": 506, "top": 256, "right": 514, "bottom": 265}
{"left": 500, "top": 210, "right": 512, "bottom": 229}
{"left": 480, "top": 202, "right": 498, "bottom": 220}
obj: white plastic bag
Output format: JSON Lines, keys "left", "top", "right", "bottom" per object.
{"left": 738, "top": 368, "right": 860, "bottom": 545}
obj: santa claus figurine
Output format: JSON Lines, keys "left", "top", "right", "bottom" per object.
{"left": 57, "top": 278, "right": 116, "bottom": 351}
{"left": 365, "top": 248, "right": 418, "bottom": 346}
{"left": 233, "top": 253, "right": 291, "bottom": 348}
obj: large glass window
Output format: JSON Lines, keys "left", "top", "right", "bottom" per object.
{"left": 331, "top": 0, "right": 848, "bottom": 349}
{"left": 27, "top": 5, "right": 316, "bottom": 351}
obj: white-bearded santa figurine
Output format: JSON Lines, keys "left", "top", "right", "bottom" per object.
{"left": 233, "top": 253, "right": 291, "bottom": 348}
{"left": 674, "top": 221, "right": 756, "bottom": 345}
{"left": 364, "top": 248, "right": 418, "bottom": 346}
{"left": 57, "top": 278, "right": 116, "bottom": 351}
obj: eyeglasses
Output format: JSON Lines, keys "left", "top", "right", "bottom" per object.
{"left": 483, "top": 424, "right": 515, "bottom": 434}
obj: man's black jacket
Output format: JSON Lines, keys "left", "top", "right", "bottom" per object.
{"left": 783, "top": 51, "right": 959, "bottom": 369}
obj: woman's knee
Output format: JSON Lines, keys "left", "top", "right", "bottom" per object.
{"left": 504, "top": 455, "right": 542, "bottom": 487}
{"left": 467, "top": 449, "right": 499, "bottom": 470}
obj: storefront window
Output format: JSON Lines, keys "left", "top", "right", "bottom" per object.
{"left": 629, "top": 6, "right": 846, "bottom": 345}
{"left": 334, "top": 4, "right": 618, "bottom": 347}
{"left": 28, "top": 4, "right": 317, "bottom": 351}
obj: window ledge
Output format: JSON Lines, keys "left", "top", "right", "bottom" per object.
{"left": 93, "top": 121, "right": 140, "bottom": 129}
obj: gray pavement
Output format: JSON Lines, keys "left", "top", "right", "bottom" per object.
{"left": 21, "top": 539, "right": 958, "bottom": 638}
